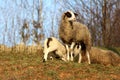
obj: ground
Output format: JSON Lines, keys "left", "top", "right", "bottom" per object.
{"left": 0, "top": 49, "right": 120, "bottom": 80}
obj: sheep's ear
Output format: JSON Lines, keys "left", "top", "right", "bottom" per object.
{"left": 74, "top": 13, "right": 78, "bottom": 17}
{"left": 65, "top": 12, "right": 72, "bottom": 18}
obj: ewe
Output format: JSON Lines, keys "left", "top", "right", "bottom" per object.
{"left": 59, "top": 10, "right": 92, "bottom": 64}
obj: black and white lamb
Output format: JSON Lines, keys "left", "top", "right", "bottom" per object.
{"left": 43, "top": 37, "right": 67, "bottom": 62}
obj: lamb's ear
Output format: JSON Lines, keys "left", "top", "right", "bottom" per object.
{"left": 74, "top": 13, "right": 78, "bottom": 17}
{"left": 65, "top": 12, "right": 72, "bottom": 18}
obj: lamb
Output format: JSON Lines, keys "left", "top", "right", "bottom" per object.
{"left": 43, "top": 37, "right": 83, "bottom": 63}
{"left": 59, "top": 10, "right": 92, "bottom": 64}
{"left": 73, "top": 45, "right": 120, "bottom": 66}
{"left": 43, "top": 37, "right": 67, "bottom": 62}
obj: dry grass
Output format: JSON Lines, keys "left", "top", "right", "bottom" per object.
{"left": 0, "top": 45, "right": 120, "bottom": 80}
{"left": 0, "top": 43, "right": 43, "bottom": 53}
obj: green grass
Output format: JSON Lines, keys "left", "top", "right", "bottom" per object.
{"left": 97, "top": 46, "right": 120, "bottom": 55}
{"left": 106, "top": 47, "right": 120, "bottom": 55}
{"left": 0, "top": 50, "right": 120, "bottom": 80}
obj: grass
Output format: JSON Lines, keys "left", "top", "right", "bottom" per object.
{"left": 0, "top": 49, "right": 120, "bottom": 80}
{"left": 97, "top": 46, "right": 120, "bottom": 55}
{"left": 106, "top": 47, "right": 120, "bottom": 55}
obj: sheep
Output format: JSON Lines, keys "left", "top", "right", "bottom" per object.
{"left": 73, "top": 45, "right": 120, "bottom": 66}
{"left": 43, "top": 37, "right": 67, "bottom": 62}
{"left": 90, "top": 47, "right": 120, "bottom": 66}
{"left": 72, "top": 22, "right": 92, "bottom": 64}
{"left": 43, "top": 37, "right": 83, "bottom": 63}
{"left": 59, "top": 10, "right": 92, "bottom": 64}
{"left": 59, "top": 10, "right": 77, "bottom": 61}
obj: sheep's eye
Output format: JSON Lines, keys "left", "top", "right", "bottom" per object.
{"left": 65, "top": 12, "right": 72, "bottom": 18}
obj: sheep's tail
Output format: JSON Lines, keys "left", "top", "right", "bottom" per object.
{"left": 85, "top": 26, "right": 92, "bottom": 51}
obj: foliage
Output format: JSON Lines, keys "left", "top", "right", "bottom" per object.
{"left": 0, "top": 0, "right": 120, "bottom": 47}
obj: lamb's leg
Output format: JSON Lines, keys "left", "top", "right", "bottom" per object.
{"left": 43, "top": 50, "right": 49, "bottom": 62}
{"left": 78, "top": 45, "right": 82, "bottom": 63}
{"left": 78, "top": 52, "right": 82, "bottom": 63}
{"left": 70, "top": 42, "right": 75, "bottom": 61}
{"left": 61, "top": 57, "right": 67, "bottom": 62}
{"left": 65, "top": 44, "right": 70, "bottom": 61}
{"left": 86, "top": 51, "right": 91, "bottom": 64}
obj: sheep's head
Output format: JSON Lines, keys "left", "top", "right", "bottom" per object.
{"left": 63, "top": 10, "right": 78, "bottom": 21}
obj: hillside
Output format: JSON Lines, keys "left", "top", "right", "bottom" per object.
{"left": 0, "top": 47, "right": 120, "bottom": 80}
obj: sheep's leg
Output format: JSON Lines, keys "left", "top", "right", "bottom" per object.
{"left": 70, "top": 42, "right": 75, "bottom": 61}
{"left": 78, "top": 52, "right": 82, "bottom": 63}
{"left": 61, "top": 57, "right": 67, "bottom": 62}
{"left": 43, "top": 51, "right": 49, "bottom": 62}
{"left": 56, "top": 50, "right": 67, "bottom": 62}
{"left": 86, "top": 51, "right": 91, "bottom": 64}
{"left": 65, "top": 44, "right": 70, "bottom": 61}
{"left": 78, "top": 45, "right": 82, "bottom": 63}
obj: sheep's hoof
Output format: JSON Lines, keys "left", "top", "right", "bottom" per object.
{"left": 43, "top": 59, "right": 46, "bottom": 62}
{"left": 88, "top": 62, "right": 91, "bottom": 64}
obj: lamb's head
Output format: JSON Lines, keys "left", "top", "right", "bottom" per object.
{"left": 62, "top": 10, "right": 78, "bottom": 21}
